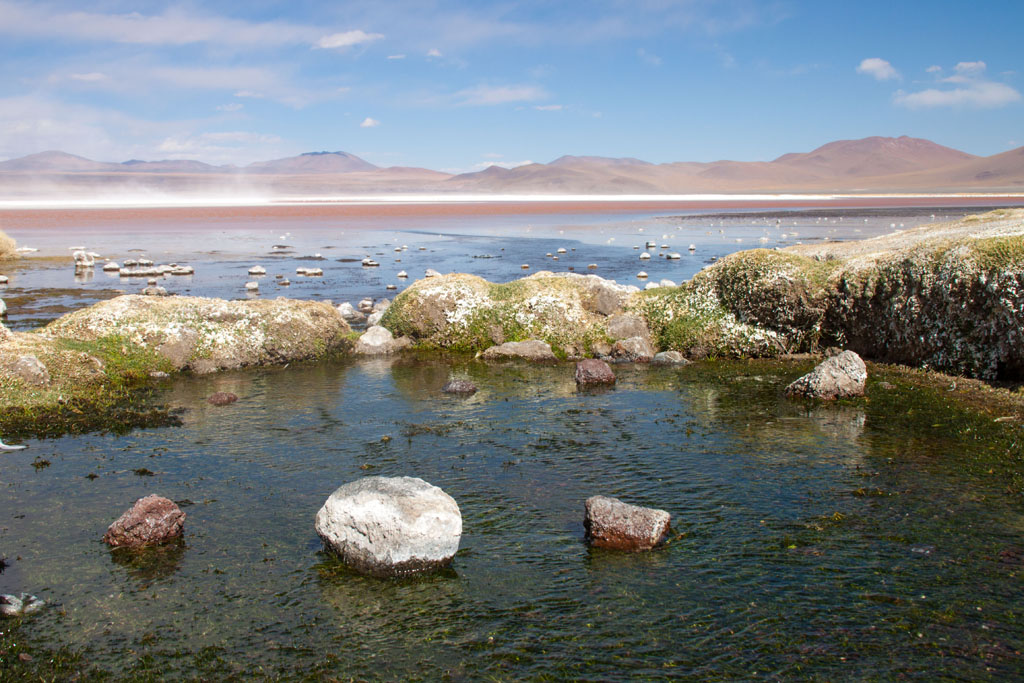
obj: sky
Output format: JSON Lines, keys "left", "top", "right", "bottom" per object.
{"left": 0, "top": 0, "right": 1021, "bottom": 171}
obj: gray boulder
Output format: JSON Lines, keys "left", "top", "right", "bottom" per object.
{"left": 605, "top": 313, "right": 650, "bottom": 341}
{"left": 338, "top": 302, "right": 367, "bottom": 324}
{"left": 366, "top": 310, "right": 385, "bottom": 327}
{"left": 785, "top": 350, "right": 867, "bottom": 400}
{"left": 480, "top": 340, "right": 557, "bottom": 362}
{"left": 315, "top": 476, "right": 462, "bottom": 577}
{"left": 584, "top": 495, "right": 670, "bottom": 551}
{"left": 354, "top": 325, "right": 400, "bottom": 355}
{"left": 103, "top": 495, "right": 186, "bottom": 548}
{"left": 611, "top": 336, "right": 656, "bottom": 363}
{"left": 575, "top": 359, "right": 615, "bottom": 385}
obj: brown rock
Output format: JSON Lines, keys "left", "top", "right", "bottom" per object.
{"left": 207, "top": 391, "right": 238, "bottom": 406}
{"left": 584, "top": 495, "right": 670, "bottom": 551}
{"left": 103, "top": 495, "right": 185, "bottom": 548}
{"left": 605, "top": 314, "right": 650, "bottom": 341}
{"left": 574, "top": 359, "right": 615, "bottom": 385}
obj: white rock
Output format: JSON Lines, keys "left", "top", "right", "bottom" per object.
{"left": 688, "top": 244, "right": 696, "bottom": 251}
{"left": 666, "top": 252, "right": 681, "bottom": 260}
{"left": 557, "top": 247, "right": 567, "bottom": 253}
{"left": 367, "top": 310, "right": 385, "bottom": 326}
{"left": 0, "top": 275, "right": 8, "bottom": 284}
{"left": 170, "top": 265, "right": 194, "bottom": 275}
{"left": 354, "top": 325, "right": 398, "bottom": 355}
{"left": 0, "top": 299, "right": 6, "bottom": 316}
{"left": 72, "top": 250, "right": 95, "bottom": 268}
{"left": 639, "top": 252, "right": 651, "bottom": 260}
{"left": 248, "top": 266, "right": 266, "bottom": 275}
{"left": 659, "top": 279, "right": 677, "bottom": 288}
{"left": 357, "top": 298, "right": 374, "bottom": 313}
{"left": 245, "top": 281, "right": 259, "bottom": 290}
{"left": 337, "top": 302, "right": 366, "bottom": 324}
{"left": 637, "top": 271, "right": 648, "bottom": 278}
{"left": 644, "top": 282, "right": 660, "bottom": 290}
{"left": 315, "top": 476, "right": 462, "bottom": 576}
{"left": 424, "top": 268, "right": 441, "bottom": 278}
{"left": 386, "top": 284, "right": 397, "bottom": 290}
{"left": 397, "top": 270, "right": 409, "bottom": 278}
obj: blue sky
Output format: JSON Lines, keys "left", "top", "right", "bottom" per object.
{"left": 1, "top": 0, "right": 1021, "bottom": 170}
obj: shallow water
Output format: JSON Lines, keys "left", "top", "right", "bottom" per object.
{"left": 2, "top": 357, "right": 1024, "bottom": 679}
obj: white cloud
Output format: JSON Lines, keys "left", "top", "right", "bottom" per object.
{"left": 895, "top": 61, "right": 1021, "bottom": 109}
{"left": 360, "top": 117, "right": 380, "bottom": 128}
{"left": 637, "top": 48, "right": 662, "bottom": 66}
{"left": 894, "top": 81, "right": 1021, "bottom": 109}
{"left": 387, "top": 54, "right": 406, "bottom": 60}
{"left": 455, "top": 84, "right": 547, "bottom": 106}
{"left": 926, "top": 65, "right": 942, "bottom": 74}
{"left": 427, "top": 48, "right": 443, "bottom": 58}
{"left": 534, "top": 104, "right": 564, "bottom": 111}
{"left": 856, "top": 57, "right": 899, "bottom": 81}
{"left": 215, "top": 103, "right": 244, "bottom": 112}
{"left": 316, "top": 30, "right": 384, "bottom": 49}
{"left": 69, "top": 72, "right": 108, "bottom": 82}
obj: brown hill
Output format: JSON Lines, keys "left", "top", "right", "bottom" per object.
{"left": 773, "top": 135, "right": 978, "bottom": 178}
{"left": 0, "top": 150, "right": 117, "bottom": 172}
{"left": 246, "top": 151, "right": 377, "bottom": 174}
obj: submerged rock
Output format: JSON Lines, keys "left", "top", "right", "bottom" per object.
{"left": 354, "top": 325, "right": 407, "bottom": 355}
{"left": 0, "top": 593, "right": 44, "bottom": 618}
{"left": 785, "top": 350, "right": 867, "bottom": 400}
{"left": 103, "top": 495, "right": 186, "bottom": 548}
{"left": 442, "top": 379, "right": 477, "bottom": 395}
{"left": 315, "top": 476, "right": 462, "bottom": 577}
{"left": 584, "top": 495, "right": 670, "bottom": 551}
{"left": 575, "top": 359, "right": 615, "bottom": 385}
{"left": 481, "top": 340, "right": 557, "bottom": 362}
{"left": 207, "top": 391, "right": 238, "bottom": 406}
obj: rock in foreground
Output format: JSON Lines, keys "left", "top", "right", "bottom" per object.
{"left": 442, "top": 379, "right": 478, "bottom": 395}
{"left": 575, "top": 359, "right": 615, "bottom": 385}
{"left": 584, "top": 495, "right": 670, "bottom": 551}
{"left": 785, "top": 350, "right": 867, "bottom": 400}
{"left": 315, "top": 476, "right": 462, "bottom": 577}
{"left": 103, "top": 495, "right": 186, "bottom": 548}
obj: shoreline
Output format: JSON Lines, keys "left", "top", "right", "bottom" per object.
{"left": 1, "top": 193, "right": 1023, "bottom": 228}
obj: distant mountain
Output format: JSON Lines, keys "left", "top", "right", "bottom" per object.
{"left": 246, "top": 151, "right": 377, "bottom": 174}
{"left": 0, "top": 150, "right": 116, "bottom": 172}
{"left": 0, "top": 137, "right": 1021, "bottom": 195}
{"left": 772, "top": 136, "right": 978, "bottom": 178}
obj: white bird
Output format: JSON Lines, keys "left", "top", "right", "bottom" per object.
{"left": 0, "top": 439, "right": 26, "bottom": 451}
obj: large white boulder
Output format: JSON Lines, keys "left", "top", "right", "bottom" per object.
{"left": 315, "top": 476, "right": 462, "bottom": 576}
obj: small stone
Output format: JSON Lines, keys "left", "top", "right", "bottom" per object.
{"left": 248, "top": 265, "right": 266, "bottom": 275}
{"left": 279, "top": 279, "right": 290, "bottom": 286}
{"left": 358, "top": 298, "right": 374, "bottom": 313}
{"left": 386, "top": 284, "right": 397, "bottom": 290}
{"left": 442, "top": 379, "right": 478, "bottom": 395}
{"left": 639, "top": 252, "right": 651, "bottom": 260}
{"left": 315, "top": 476, "right": 462, "bottom": 577}
{"left": 652, "top": 350, "right": 690, "bottom": 365}
{"left": 354, "top": 325, "right": 399, "bottom": 355}
{"left": 397, "top": 270, "right": 409, "bottom": 278}
{"left": 785, "top": 350, "right": 867, "bottom": 400}
{"left": 424, "top": 268, "right": 441, "bottom": 278}
{"left": 103, "top": 495, "right": 186, "bottom": 548}
{"left": 102, "top": 262, "right": 120, "bottom": 271}
{"left": 141, "top": 285, "right": 168, "bottom": 296}
{"left": 245, "top": 281, "right": 259, "bottom": 290}
{"left": 584, "top": 495, "right": 670, "bottom": 551}
{"left": 149, "top": 371, "right": 170, "bottom": 379}
{"left": 574, "top": 359, "right": 615, "bottom": 385}
{"left": 659, "top": 279, "right": 677, "bottom": 288}
{"left": 13, "top": 355, "right": 49, "bottom": 386}
{"left": 207, "top": 391, "right": 238, "bottom": 406}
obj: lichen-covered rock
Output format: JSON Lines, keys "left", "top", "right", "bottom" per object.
{"left": 575, "top": 359, "right": 615, "bottom": 385}
{"left": 584, "top": 495, "right": 670, "bottom": 551}
{"left": 381, "top": 272, "right": 635, "bottom": 355}
{"left": 480, "top": 340, "right": 557, "bottom": 362}
{"left": 103, "top": 495, "right": 186, "bottom": 548}
{"left": 605, "top": 313, "right": 650, "bottom": 341}
{"left": 42, "top": 295, "right": 351, "bottom": 374}
{"left": 785, "top": 350, "right": 867, "bottom": 400}
{"left": 315, "top": 476, "right": 462, "bottom": 577}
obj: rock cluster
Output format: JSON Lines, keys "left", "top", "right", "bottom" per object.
{"left": 103, "top": 495, "right": 186, "bottom": 548}
{"left": 315, "top": 476, "right": 462, "bottom": 577}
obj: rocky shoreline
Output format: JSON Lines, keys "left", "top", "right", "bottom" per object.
{"left": 1, "top": 208, "right": 1022, "bottom": 433}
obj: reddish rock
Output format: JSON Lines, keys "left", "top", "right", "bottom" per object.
{"left": 584, "top": 495, "right": 670, "bottom": 551}
{"left": 207, "top": 391, "right": 238, "bottom": 406}
{"left": 574, "top": 359, "right": 615, "bottom": 385}
{"left": 785, "top": 350, "right": 867, "bottom": 400}
{"left": 103, "top": 495, "right": 186, "bottom": 548}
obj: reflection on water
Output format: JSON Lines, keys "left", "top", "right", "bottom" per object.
{"left": 2, "top": 357, "right": 1024, "bottom": 679}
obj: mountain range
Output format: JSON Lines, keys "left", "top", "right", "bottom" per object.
{"left": 1, "top": 136, "right": 1022, "bottom": 197}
